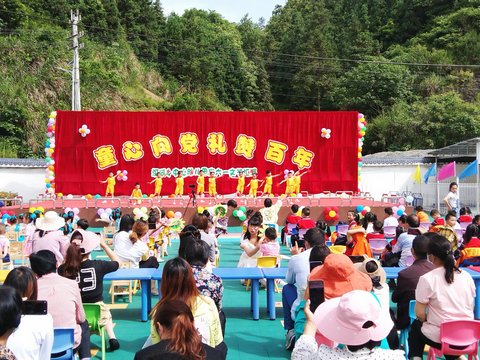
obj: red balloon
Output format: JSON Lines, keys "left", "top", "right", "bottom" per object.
{"left": 361, "top": 209, "right": 367, "bottom": 216}
{"left": 7, "top": 211, "right": 15, "bottom": 216}
{"left": 334, "top": 214, "right": 340, "bottom": 221}
{"left": 324, "top": 207, "right": 331, "bottom": 213}
{"left": 332, "top": 206, "right": 339, "bottom": 212}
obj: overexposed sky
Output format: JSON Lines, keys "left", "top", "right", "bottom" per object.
{"left": 160, "top": 0, "right": 287, "bottom": 23}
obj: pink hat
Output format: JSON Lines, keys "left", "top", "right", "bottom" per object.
{"left": 72, "top": 229, "right": 100, "bottom": 254}
{"left": 313, "top": 290, "right": 393, "bottom": 345}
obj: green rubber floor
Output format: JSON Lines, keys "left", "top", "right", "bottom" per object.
{"left": 93, "top": 228, "right": 291, "bottom": 360}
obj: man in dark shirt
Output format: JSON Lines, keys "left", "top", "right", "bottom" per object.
{"left": 392, "top": 234, "right": 434, "bottom": 329}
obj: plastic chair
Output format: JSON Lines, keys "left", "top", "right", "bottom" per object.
{"left": 109, "top": 260, "right": 133, "bottom": 303}
{"left": 337, "top": 224, "right": 349, "bottom": 236}
{"left": 383, "top": 226, "right": 397, "bottom": 239}
{"left": 51, "top": 327, "right": 75, "bottom": 360}
{"left": 460, "top": 222, "right": 470, "bottom": 231}
{"left": 427, "top": 320, "right": 480, "bottom": 360}
{"left": 298, "top": 228, "right": 308, "bottom": 240}
{"left": 103, "top": 226, "right": 115, "bottom": 238}
{"left": 399, "top": 300, "right": 416, "bottom": 359}
{"left": 9, "top": 241, "right": 25, "bottom": 266}
{"left": 368, "top": 238, "right": 388, "bottom": 258}
{"left": 420, "top": 222, "right": 431, "bottom": 231}
{"left": 83, "top": 304, "right": 106, "bottom": 360}
{"left": 6, "top": 231, "right": 18, "bottom": 241}
{"left": 286, "top": 223, "right": 296, "bottom": 235}
{"left": 246, "top": 256, "right": 278, "bottom": 292}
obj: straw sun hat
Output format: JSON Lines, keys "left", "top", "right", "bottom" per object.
{"left": 35, "top": 211, "right": 65, "bottom": 231}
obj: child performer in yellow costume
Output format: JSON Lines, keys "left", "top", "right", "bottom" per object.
{"left": 174, "top": 173, "right": 184, "bottom": 196}
{"left": 263, "top": 170, "right": 281, "bottom": 195}
{"left": 279, "top": 171, "right": 296, "bottom": 195}
{"left": 130, "top": 182, "right": 142, "bottom": 204}
{"left": 208, "top": 171, "right": 224, "bottom": 197}
{"left": 149, "top": 172, "right": 163, "bottom": 199}
{"left": 293, "top": 170, "right": 310, "bottom": 194}
{"left": 101, "top": 171, "right": 116, "bottom": 197}
{"left": 196, "top": 170, "right": 205, "bottom": 196}
{"left": 246, "top": 173, "right": 263, "bottom": 197}
{"left": 235, "top": 170, "right": 245, "bottom": 195}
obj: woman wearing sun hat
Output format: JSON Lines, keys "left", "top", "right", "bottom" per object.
{"left": 31, "top": 211, "right": 69, "bottom": 263}
{"left": 292, "top": 290, "right": 405, "bottom": 359}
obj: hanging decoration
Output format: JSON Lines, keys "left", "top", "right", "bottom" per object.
{"left": 321, "top": 128, "right": 331, "bottom": 139}
{"left": 78, "top": 124, "right": 91, "bottom": 137}
{"left": 45, "top": 111, "right": 57, "bottom": 196}
{"left": 357, "top": 113, "right": 367, "bottom": 188}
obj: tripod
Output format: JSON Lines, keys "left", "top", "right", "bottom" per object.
{"left": 183, "top": 186, "right": 197, "bottom": 217}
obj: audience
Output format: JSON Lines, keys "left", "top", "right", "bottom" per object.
{"left": 237, "top": 213, "right": 263, "bottom": 268}
{"left": 0, "top": 223, "right": 9, "bottom": 264}
{"left": 31, "top": 211, "right": 69, "bottom": 264}
{"left": 191, "top": 213, "right": 217, "bottom": 265}
{"left": 458, "top": 206, "right": 473, "bottom": 223}
{"left": 259, "top": 196, "right": 284, "bottom": 226}
{"left": 260, "top": 227, "right": 280, "bottom": 259}
{"left": 282, "top": 227, "right": 325, "bottom": 350}
{"left": 459, "top": 224, "right": 480, "bottom": 249}
{"left": 280, "top": 204, "right": 301, "bottom": 245}
{"left": 366, "top": 220, "right": 384, "bottom": 241}
{"left": 4, "top": 267, "right": 54, "bottom": 360}
{"left": 58, "top": 229, "right": 120, "bottom": 351}
{"left": 429, "top": 209, "right": 445, "bottom": 229}
{"left": 292, "top": 290, "right": 405, "bottom": 359}
{"left": 184, "top": 239, "right": 225, "bottom": 334}
{"left": 415, "top": 206, "right": 429, "bottom": 223}
{"left": 135, "top": 300, "right": 223, "bottom": 360}
{"left": 389, "top": 235, "right": 434, "bottom": 347}
{"left": 179, "top": 224, "right": 202, "bottom": 259}
{"left": 437, "top": 211, "right": 460, "bottom": 250}
{"left": 362, "top": 212, "right": 377, "bottom": 233}
{"left": 0, "top": 286, "right": 22, "bottom": 360}
{"left": 408, "top": 234, "right": 475, "bottom": 360}
{"left": 150, "top": 258, "right": 226, "bottom": 358}
{"left": 297, "top": 207, "right": 315, "bottom": 230}
{"left": 392, "top": 214, "right": 422, "bottom": 267}
{"left": 383, "top": 207, "right": 399, "bottom": 227}
{"left": 345, "top": 211, "right": 372, "bottom": 257}
{"left": 29, "top": 250, "right": 90, "bottom": 360}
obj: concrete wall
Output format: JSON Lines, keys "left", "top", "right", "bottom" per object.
{"left": 0, "top": 167, "right": 46, "bottom": 200}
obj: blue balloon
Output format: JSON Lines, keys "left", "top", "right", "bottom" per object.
{"left": 46, "top": 183, "right": 51, "bottom": 188}
{"left": 95, "top": 194, "right": 101, "bottom": 199}
{"left": 356, "top": 205, "right": 364, "bottom": 212}
{"left": 0, "top": 201, "right": 4, "bottom": 207}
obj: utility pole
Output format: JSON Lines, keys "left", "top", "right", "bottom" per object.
{"left": 69, "top": 10, "right": 83, "bottom": 111}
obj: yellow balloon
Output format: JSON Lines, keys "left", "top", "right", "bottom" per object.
{"left": 297, "top": 210, "right": 302, "bottom": 216}
{"left": 198, "top": 206, "right": 204, "bottom": 213}
{"left": 329, "top": 210, "right": 336, "bottom": 217}
{"left": 37, "top": 207, "right": 44, "bottom": 213}
{"left": 29, "top": 207, "right": 35, "bottom": 213}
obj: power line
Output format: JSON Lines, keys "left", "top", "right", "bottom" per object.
{"left": 0, "top": 8, "right": 479, "bottom": 69}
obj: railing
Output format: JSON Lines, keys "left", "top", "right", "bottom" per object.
{"left": 29, "top": 198, "right": 55, "bottom": 209}
{"left": 0, "top": 198, "right": 23, "bottom": 207}
{"left": 94, "top": 197, "right": 122, "bottom": 209}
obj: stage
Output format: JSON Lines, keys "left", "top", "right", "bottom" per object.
{"left": 2, "top": 193, "right": 411, "bottom": 226}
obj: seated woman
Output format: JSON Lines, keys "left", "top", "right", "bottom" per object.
{"left": 292, "top": 290, "right": 405, "bottom": 359}
{"left": 31, "top": 211, "right": 69, "bottom": 263}
{"left": 4, "top": 267, "right": 53, "bottom": 360}
{"left": 135, "top": 300, "right": 222, "bottom": 360}
{"left": 150, "top": 258, "right": 226, "bottom": 359}
{"left": 58, "top": 230, "right": 120, "bottom": 351}
{"left": 0, "top": 286, "right": 22, "bottom": 360}
{"left": 237, "top": 213, "right": 264, "bottom": 268}
{"left": 408, "top": 234, "right": 476, "bottom": 360}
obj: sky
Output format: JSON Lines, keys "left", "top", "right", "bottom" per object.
{"left": 160, "top": 0, "right": 287, "bottom": 23}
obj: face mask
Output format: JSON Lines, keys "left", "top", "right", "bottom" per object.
{"left": 427, "top": 255, "right": 434, "bottom": 264}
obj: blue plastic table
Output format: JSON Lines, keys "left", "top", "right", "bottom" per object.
{"left": 104, "top": 268, "right": 156, "bottom": 322}
{"left": 213, "top": 267, "right": 264, "bottom": 320}
{"left": 384, "top": 267, "right": 403, "bottom": 279}
{"left": 262, "top": 267, "right": 288, "bottom": 320}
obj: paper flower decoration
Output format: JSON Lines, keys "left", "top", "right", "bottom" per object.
{"left": 78, "top": 124, "right": 91, "bottom": 137}
{"left": 321, "top": 128, "right": 331, "bottom": 139}
{"left": 116, "top": 170, "right": 128, "bottom": 181}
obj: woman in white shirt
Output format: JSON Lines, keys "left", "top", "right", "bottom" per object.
{"left": 408, "top": 233, "right": 475, "bottom": 360}
{"left": 5, "top": 266, "right": 54, "bottom": 360}
{"left": 443, "top": 182, "right": 459, "bottom": 216}
{"left": 237, "top": 213, "right": 263, "bottom": 268}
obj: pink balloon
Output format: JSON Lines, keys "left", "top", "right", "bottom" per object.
{"left": 174, "top": 211, "right": 182, "bottom": 219}
{"left": 398, "top": 198, "right": 405, "bottom": 205}
{"left": 399, "top": 205, "right": 406, "bottom": 211}
{"left": 392, "top": 206, "right": 398, "bottom": 213}
{"left": 72, "top": 208, "right": 80, "bottom": 215}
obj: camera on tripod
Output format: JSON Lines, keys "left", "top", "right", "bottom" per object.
{"left": 189, "top": 184, "right": 195, "bottom": 189}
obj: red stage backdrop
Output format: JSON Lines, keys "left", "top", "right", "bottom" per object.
{"left": 54, "top": 111, "right": 358, "bottom": 195}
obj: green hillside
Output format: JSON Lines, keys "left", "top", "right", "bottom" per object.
{"left": 1, "top": 0, "right": 480, "bottom": 157}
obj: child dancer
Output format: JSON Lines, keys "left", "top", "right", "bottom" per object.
{"left": 131, "top": 182, "right": 143, "bottom": 204}
{"left": 149, "top": 172, "right": 163, "bottom": 199}
{"left": 174, "top": 173, "right": 184, "bottom": 196}
{"left": 293, "top": 169, "right": 309, "bottom": 194}
{"left": 101, "top": 171, "right": 116, "bottom": 197}
{"left": 196, "top": 170, "right": 205, "bottom": 196}
{"left": 235, "top": 170, "right": 246, "bottom": 196}
{"left": 208, "top": 171, "right": 223, "bottom": 197}
{"left": 263, "top": 170, "right": 281, "bottom": 195}
{"left": 279, "top": 171, "right": 296, "bottom": 195}
{"left": 246, "top": 173, "right": 263, "bottom": 197}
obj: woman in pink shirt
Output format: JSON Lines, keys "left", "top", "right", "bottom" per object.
{"left": 408, "top": 234, "right": 475, "bottom": 360}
